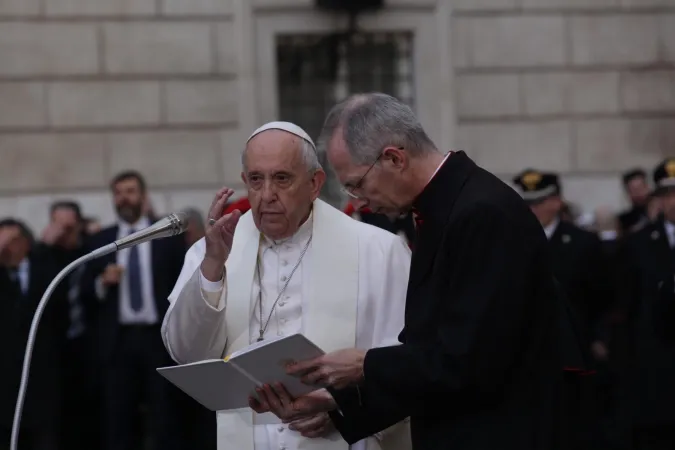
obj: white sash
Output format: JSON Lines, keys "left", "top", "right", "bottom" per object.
{"left": 216, "top": 200, "right": 359, "bottom": 450}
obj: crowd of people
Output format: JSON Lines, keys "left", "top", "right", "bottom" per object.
{"left": 1, "top": 99, "right": 674, "bottom": 450}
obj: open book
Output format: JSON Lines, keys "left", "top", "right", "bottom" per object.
{"left": 157, "top": 333, "right": 325, "bottom": 411}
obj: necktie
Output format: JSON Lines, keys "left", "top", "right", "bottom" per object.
{"left": 127, "top": 229, "right": 143, "bottom": 312}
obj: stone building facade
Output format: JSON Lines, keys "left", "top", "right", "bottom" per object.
{"left": 0, "top": 0, "right": 673, "bottom": 231}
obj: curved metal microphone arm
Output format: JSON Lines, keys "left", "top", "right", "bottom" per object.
{"left": 10, "top": 243, "right": 117, "bottom": 450}
{"left": 10, "top": 212, "right": 188, "bottom": 450}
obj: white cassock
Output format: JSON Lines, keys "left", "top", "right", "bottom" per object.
{"left": 161, "top": 199, "right": 412, "bottom": 450}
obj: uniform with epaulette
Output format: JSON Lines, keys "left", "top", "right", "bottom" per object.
{"left": 513, "top": 169, "right": 608, "bottom": 450}
{"left": 615, "top": 158, "right": 675, "bottom": 450}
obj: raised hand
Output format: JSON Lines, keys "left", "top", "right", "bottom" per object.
{"left": 201, "top": 187, "right": 242, "bottom": 281}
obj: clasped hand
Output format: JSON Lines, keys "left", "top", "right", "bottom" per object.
{"left": 248, "top": 384, "right": 336, "bottom": 438}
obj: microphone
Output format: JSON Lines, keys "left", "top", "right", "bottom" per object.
{"left": 10, "top": 212, "right": 189, "bottom": 450}
{"left": 115, "top": 211, "right": 189, "bottom": 251}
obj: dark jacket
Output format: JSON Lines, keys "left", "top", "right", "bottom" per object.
{"left": 328, "top": 151, "right": 568, "bottom": 450}
{"left": 0, "top": 245, "right": 69, "bottom": 431}
{"left": 81, "top": 223, "right": 186, "bottom": 364}
{"left": 615, "top": 218, "right": 675, "bottom": 427}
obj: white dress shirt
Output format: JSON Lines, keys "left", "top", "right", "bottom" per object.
{"left": 97, "top": 216, "right": 159, "bottom": 325}
{"left": 665, "top": 221, "right": 675, "bottom": 248}
{"left": 543, "top": 217, "right": 560, "bottom": 240}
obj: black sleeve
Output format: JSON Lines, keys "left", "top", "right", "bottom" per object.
{"left": 584, "top": 235, "right": 615, "bottom": 343}
{"left": 653, "top": 275, "right": 675, "bottom": 341}
{"left": 332, "top": 203, "right": 540, "bottom": 438}
{"left": 326, "top": 385, "right": 408, "bottom": 444}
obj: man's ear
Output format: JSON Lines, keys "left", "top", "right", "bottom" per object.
{"left": 382, "top": 146, "right": 407, "bottom": 171}
{"left": 310, "top": 170, "right": 327, "bottom": 201}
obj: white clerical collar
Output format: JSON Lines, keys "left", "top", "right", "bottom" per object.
{"left": 428, "top": 152, "right": 452, "bottom": 184}
{"left": 261, "top": 209, "right": 313, "bottom": 248}
{"left": 118, "top": 216, "right": 151, "bottom": 235}
{"left": 543, "top": 217, "right": 559, "bottom": 240}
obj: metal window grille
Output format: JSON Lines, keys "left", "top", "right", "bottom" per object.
{"left": 275, "top": 31, "right": 415, "bottom": 205}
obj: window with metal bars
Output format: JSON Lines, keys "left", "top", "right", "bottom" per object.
{"left": 275, "top": 31, "right": 415, "bottom": 205}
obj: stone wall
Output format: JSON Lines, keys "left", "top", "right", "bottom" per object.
{"left": 452, "top": 0, "right": 675, "bottom": 212}
{"left": 0, "top": 0, "right": 243, "bottom": 231}
{"left": 1, "top": 0, "right": 674, "bottom": 232}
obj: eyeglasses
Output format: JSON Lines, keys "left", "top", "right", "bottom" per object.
{"left": 341, "top": 153, "right": 382, "bottom": 200}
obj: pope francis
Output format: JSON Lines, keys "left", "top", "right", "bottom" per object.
{"left": 161, "top": 121, "right": 412, "bottom": 450}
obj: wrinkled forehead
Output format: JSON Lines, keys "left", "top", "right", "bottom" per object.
{"left": 244, "top": 129, "right": 304, "bottom": 173}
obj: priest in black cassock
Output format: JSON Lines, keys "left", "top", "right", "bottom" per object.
{"left": 249, "top": 93, "right": 583, "bottom": 450}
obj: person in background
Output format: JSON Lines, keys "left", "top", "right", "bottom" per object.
{"left": 0, "top": 219, "right": 67, "bottom": 450}
{"left": 40, "top": 201, "right": 102, "bottom": 450}
{"left": 343, "top": 202, "right": 415, "bottom": 248}
{"left": 616, "top": 158, "right": 675, "bottom": 450}
{"left": 618, "top": 169, "right": 651, "bottom": 235}
{"left": 182, "top": 208, "right": 206, "bottom": 247}
{"left": 81, "top": 170, "right": 187, "bottom": 450}
{"left": 83, "top": 217, "right": 102, "bottom": 236}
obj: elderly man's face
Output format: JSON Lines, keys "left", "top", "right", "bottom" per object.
{"left": 242, "top": 130, "right": 324, "bottom": 240}
{"left": 326, "top": 132, "right": 406, "bottom": 219}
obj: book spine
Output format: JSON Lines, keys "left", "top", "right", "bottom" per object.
{"left": 229, "top": 362, "right": 262, "bottom": 388}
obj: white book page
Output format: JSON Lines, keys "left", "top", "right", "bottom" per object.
{"left": 157, "top": 360, "right": 258, "bottom": 411}
{"left": 229, "top": 333, "right": 325, "bottom": 398}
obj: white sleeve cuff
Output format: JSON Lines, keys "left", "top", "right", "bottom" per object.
{"left": 200, "top": 270, "right": 224, "bottom": 292}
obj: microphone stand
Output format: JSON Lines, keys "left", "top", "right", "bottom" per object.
{"left": 10, "top": 243, "right": 118, "bottom": 450}
{"left": 10, "top": 211, "right": 187, "bottom": 450}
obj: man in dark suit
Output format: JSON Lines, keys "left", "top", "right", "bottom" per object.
{"left": 249, "top": 93, "right": 569, "bottom": 450}
{"left": 39, "top": 201, "right": 102, "bottom": 450}
{"left": 615, "top": 158, "right": 675, "bottom": 450}
{"left": 82, "top": 171, "right": 187, "bottom": 450}
{"left": 512, "top": 170, "right": 612, "bottom": 346}
{"left": 617, "top": 169, "right": 651, "bottom": 236}
{"left": 0, "top": 219, "right": 68, "bottom": 450}
{"left": 513, "top": 170, "right": 613, "bottom": 449}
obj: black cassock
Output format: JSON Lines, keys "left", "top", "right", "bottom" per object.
{"left": 328, "top": 151, "right": 585, "bottom": 450}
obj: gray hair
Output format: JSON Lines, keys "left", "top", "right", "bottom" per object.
{"left": 241, "top": 135, "right": 322, "bottom": 173}
{"left": 182, "top": 207, "right": 204, "bottom": 229}
{"left": 317, "top": 93, "right": 438, "bottom": 165}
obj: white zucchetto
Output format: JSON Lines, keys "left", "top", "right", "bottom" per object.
{"left": 246, "top": 121, "right": 316, "bottom": 152}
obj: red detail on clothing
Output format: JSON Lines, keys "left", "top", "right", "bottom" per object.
{"left": 223, "top": 197, "right": 251, "bottom": 215}
{"left": 343, "top": 202, "right": 372, "bottom": 216}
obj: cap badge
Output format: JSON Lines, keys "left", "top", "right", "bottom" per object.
{"left": 522, "top": 172, "right": 542, "bottom": 191}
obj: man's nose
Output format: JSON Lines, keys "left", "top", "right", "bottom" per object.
{"left": 352, "top": 198, "right": 369, "bottom": 211}
{"left": 261, "top": 180, "right": 277, "bottom": 202}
